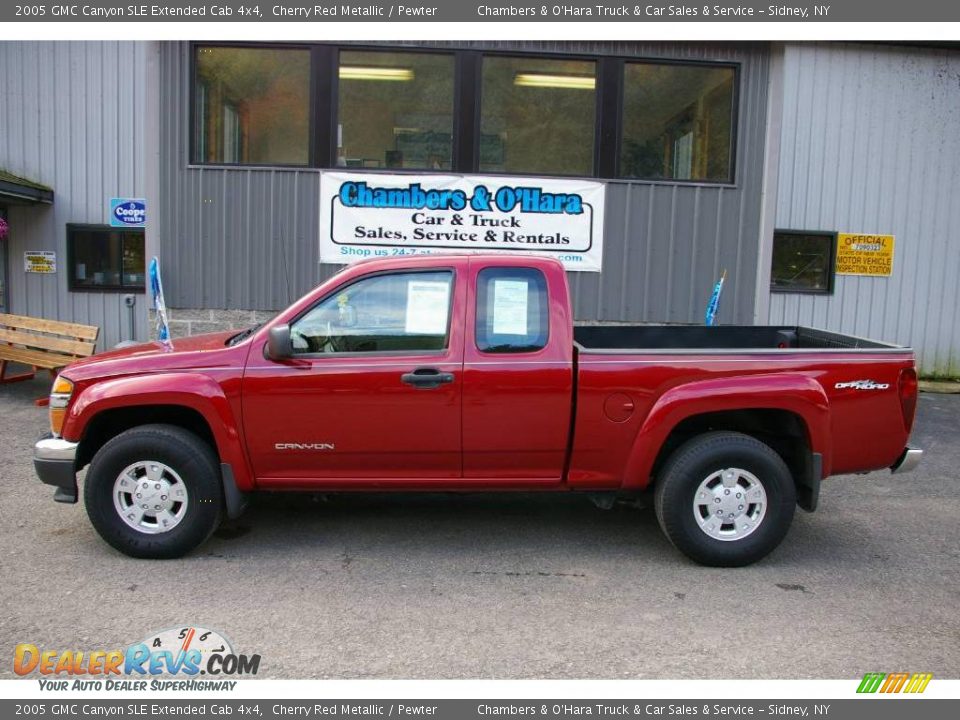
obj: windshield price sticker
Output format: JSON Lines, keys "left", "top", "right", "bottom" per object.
{"left": 492, "top": 279, "right": 529, "bottom": 335}
{"left": 405, "top": 280, "right": 450, "bottom": 335}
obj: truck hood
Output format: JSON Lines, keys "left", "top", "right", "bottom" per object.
{"left": 62, "top": 331, "right": 245, "bottom": 382}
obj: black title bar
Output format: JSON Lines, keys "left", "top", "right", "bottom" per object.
{"left": 5, "top": 1, "right": 960, "bottom": 22}
{"left": 0, "top": 699, "right": 958, "bottom": 720}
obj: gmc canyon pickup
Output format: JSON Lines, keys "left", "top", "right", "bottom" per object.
{"left": 34, "top": 254, "right": 922, "bottom": 565}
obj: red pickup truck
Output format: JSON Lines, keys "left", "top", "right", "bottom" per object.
{"left": 34, "top": 254, "right": 922, "bottom": 565}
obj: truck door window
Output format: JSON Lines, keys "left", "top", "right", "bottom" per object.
{"left": 475, "top": 268, "right": 549, "bottom": 353}
{"left": 291, "top": 270, "right": 453, "bottom": 354}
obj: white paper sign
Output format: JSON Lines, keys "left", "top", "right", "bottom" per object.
{"left": 24, "top": 251, "right": 56, "bottom": 274}
{"left": 405, "top": 280, "right": 450, "bottom": 335}
{"left": 319, "top": 172, "right": 605, "bottom": 272}
{"left": 492, "top": 279, "right": 529, "bottom": 336}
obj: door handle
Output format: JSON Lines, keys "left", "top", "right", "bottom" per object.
{"left": 401, "top": 367, "right": 455, "bottom": 389}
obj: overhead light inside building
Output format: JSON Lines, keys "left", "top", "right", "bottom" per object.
{"left": 339, "top": 66, "right": 414, "bottom": 82}
{"left": 514, "top": 73, "right": 596, "bottom": 90}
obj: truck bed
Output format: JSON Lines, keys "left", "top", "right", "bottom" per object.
{"left": 573, "top": 324, "right": 905, "bottom": 352}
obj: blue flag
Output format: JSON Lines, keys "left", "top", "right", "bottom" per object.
{"left": 705, "top": 270, "right": 727, "bottom": 326}
{"left": 149, "top": 257, "right": 173, "bottom": 349}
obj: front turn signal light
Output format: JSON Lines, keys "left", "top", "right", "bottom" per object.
{"left": 49, "top": 376, "right": 74, "bottom": 436}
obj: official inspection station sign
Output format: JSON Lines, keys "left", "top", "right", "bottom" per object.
{"left": 319, "top": 172, "right": 605, "bottom": 271}
{"left": 836, "top": 233, "right": 895, "bottom": 276}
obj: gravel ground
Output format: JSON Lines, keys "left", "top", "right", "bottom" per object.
{"left": 0, "top": 373, "right": 957, "bottom": 679}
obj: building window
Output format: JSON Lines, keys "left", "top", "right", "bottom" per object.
{"left": 291, "top": 270, "right": 453, "bottom": 354}
{"left": 770, "top": 230, "right": 836, "bottom": 294}
{"left": 337, "top": 50, "right": 455, "bottom": 171}
{"left": 475, "top": 267, "right": 549, "bottom": 353}
{"left": 480, "top": 56, "right": 597, "bottom": 176}
{"left": 67, "top": 225, "right": 146, "bottom": 292}
{"left": 194, "top": 46, "right": 311, "bottom": 165}
{"left": 620, "top": 62, "right": 736, "bottom": 182}
{"left": 190, "top": 44, "right": 740, "bottom": 182}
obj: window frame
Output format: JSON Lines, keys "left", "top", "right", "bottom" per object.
{"left": 0, "top": 206, "right": 8, "bottom": 313}
{"left": 475, "top": 51, "right": 602, "bottom": 179}
{"left": 475, "top": 266, "right": 551, "bottom": 355}
{"left": 617, "top": 58, "right": 739, "bottom": 184}
{"left": 66, "top": 223, "right": 146, "bottom": 294}
{"left": 188, "top": 42, "right": 740, "bottom": 186}
{"left": 769, "top": 229, "right": 837, "bottom": 296}
{"left": 336, "top": 46, "right": 460, "bottom": 173}
{"left": 190, "top": 42, "right": 317, "bottom": 168}
{"left": 287, "top": 268, "right": 457, "bottom": 359}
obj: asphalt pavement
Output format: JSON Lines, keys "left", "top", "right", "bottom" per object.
{"left": 1, "top": 373, "right": 957, "bottom": 679}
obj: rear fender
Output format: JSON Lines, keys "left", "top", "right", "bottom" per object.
{"left": 622, "top": 373, "right": 831, "bottom": 490}
{"left": 64, "top": 373, "right": 254, "bottom": 491}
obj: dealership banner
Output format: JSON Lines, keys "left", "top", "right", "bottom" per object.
{"left": 319, "top": 172, "right": 605, "bottom": 272}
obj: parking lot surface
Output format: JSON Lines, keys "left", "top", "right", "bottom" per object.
{"left": 1, "top": 374, "right": 957, "bottom": 679}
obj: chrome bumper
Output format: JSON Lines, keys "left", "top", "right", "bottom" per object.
{"left": 34, "top": 435, "right": 79, "bottom": 503}
{"left": 35, "top": 436, "right": 79, "bottom": 461}
{"left": 890, "top": 447, "right": 923, "bottom": 475}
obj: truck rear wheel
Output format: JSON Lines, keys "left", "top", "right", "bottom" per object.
{"left": 654, "top": 431, "right": 796, "bottom": 567}
{"left": 84, "top": 424, "right": 222, "bottom": 559}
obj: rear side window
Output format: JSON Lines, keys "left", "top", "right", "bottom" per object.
{"left": 475, "top": 268, "right": 549, "bottom": 353}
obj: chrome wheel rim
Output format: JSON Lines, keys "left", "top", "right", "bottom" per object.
{"left": 693, "top": 467, "right": 767, "bottom": 541}
{"left": 113, "top": 461, "right": 189, "bottom": 535}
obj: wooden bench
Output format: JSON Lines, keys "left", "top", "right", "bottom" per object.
{"left": 0, "top": 313, "right": 100, "bottom": 391}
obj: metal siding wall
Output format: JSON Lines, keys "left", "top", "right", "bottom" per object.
{"left": 770, "top": 43, "right": 960, "bottom": 376}
{"left": 158, "top": 41, "right": 769, "bottom": 325}
{"left": 0, "top": 42, "right": 148, "bottom": 351}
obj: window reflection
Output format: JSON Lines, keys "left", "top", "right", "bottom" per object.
{"left": 195, "top": 46, "right": 311, "bottom": 165}
{"left": 620, "top": 63, "right": 735, "bottom": 181}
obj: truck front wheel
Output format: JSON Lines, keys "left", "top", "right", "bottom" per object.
{"left": 84, "top": 424, "right": 223, "bottom": 559}
{"left": 654, "top": 432, "right": 796, "bottom": 567}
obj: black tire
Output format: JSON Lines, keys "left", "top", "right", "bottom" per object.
{"left": 654, "top": 431, "right": 796, "bottom": 567}
{"left": 84, "top": 424, "right": 223, "bottom": 559}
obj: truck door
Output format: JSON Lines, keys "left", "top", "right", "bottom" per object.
{"left": 461, "top": 261, "right": 574, "bottom": 483}
{"left": 242, "top": 268, "right": 464, "bottom": 485}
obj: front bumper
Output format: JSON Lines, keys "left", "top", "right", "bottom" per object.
{"left": 34, "top": 434, "right": 79, "bottom": 503}
{"left": 890, "top": 447, "right": 923, "bottom": 475}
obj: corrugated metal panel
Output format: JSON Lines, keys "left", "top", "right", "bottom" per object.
{"left": 158, "top": 41, "right": 770, "bottom": 325}
{"left": 770, "top": 43, "right": 960, "bottom": 376}
{"left": 0, "top": 42, "right": 148, "bottom": 351}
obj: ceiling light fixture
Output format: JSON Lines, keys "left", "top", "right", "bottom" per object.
{"left": 339, "top": 66, "right": 414, "bottom": 82}
{"left": 514, "top": 73, "right": 595, "bottom": 90}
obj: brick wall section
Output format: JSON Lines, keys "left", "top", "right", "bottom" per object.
{"left": 148, "top": 308, "right": 276, "bottom": 338}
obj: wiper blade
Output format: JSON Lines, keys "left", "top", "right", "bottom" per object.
{"left": 227, "top": 323, "right": 262, "bottom": 346}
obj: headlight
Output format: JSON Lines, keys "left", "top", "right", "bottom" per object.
{"left": 49, "top": 376, "right": 74, "bottom": 436}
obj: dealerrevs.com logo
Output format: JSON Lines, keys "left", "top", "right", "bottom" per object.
{"left": 14, "top": 626, "right": 260, "bottom": 691}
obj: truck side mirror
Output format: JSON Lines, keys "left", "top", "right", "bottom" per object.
{"left": 266, "top": 324, "right": 293, "bottom": 360}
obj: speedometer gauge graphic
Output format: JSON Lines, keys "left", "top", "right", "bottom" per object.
{"left": 138, "top": 625, "right": 234, "bottom": 667}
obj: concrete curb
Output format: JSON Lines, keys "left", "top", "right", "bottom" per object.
{"left": 919, "top": 380, "right": 960, "bottom": 394}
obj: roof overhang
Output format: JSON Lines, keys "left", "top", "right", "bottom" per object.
{"left": 0, "top": 170, "right": 54, "bottom": 206}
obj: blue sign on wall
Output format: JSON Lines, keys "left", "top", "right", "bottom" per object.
{"left": 110, "top": 198, "right": 146, "bottom": 227}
